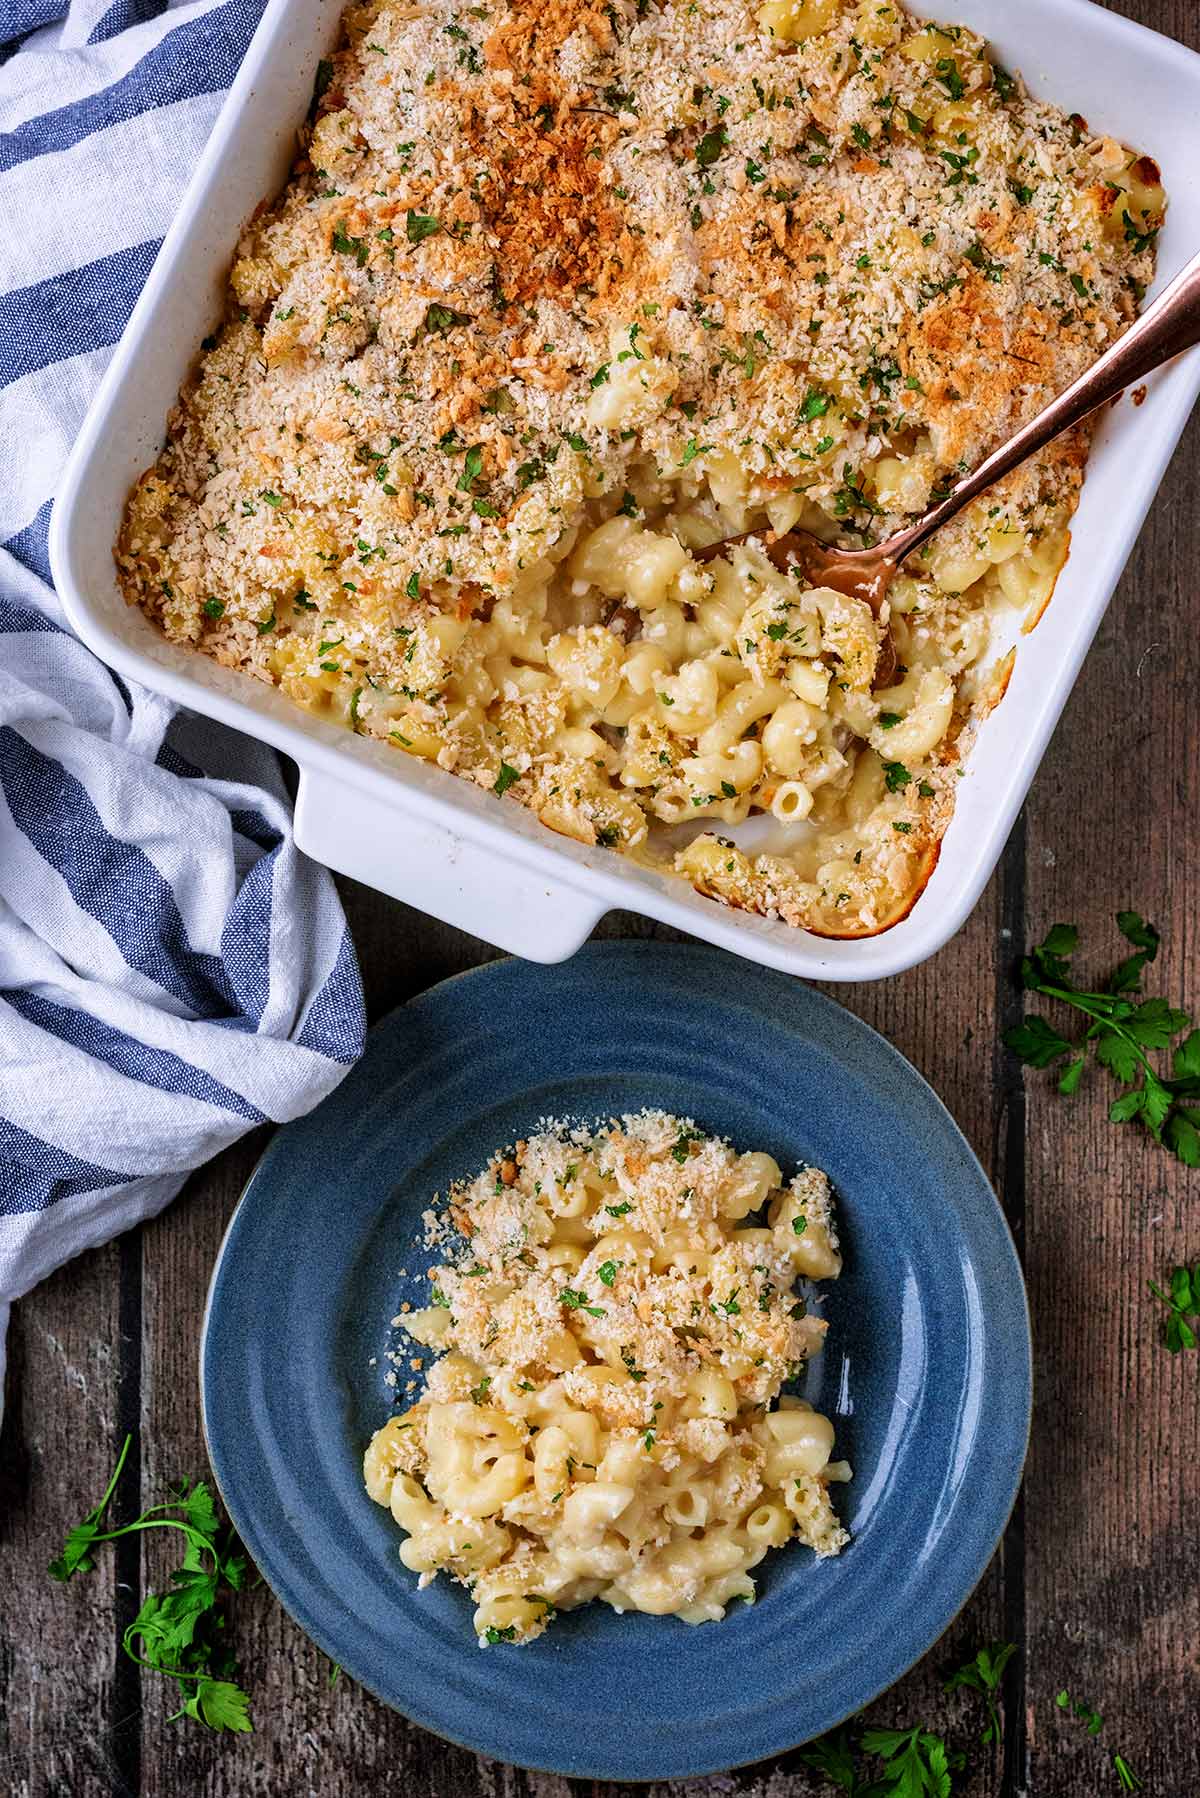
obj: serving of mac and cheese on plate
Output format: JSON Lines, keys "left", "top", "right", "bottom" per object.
{"left": 116, "top": 0, "right": 1162, "bottom": 936}
{"left": 363, "top": 1111, "right": 848, "bottom": 1643}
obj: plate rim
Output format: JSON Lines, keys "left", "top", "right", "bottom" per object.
{"left": 199, "top": 941, "right": 1032, "bottom": 1778}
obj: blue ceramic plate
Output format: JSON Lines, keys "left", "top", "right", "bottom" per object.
{"left": 200, "top": 942, "right": 1030, "bottom": 1780}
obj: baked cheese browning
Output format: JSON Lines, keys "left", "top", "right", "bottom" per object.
{"left": 117, "top": 0, "right": 1163, "bottom": 936}
{"left": 364, "top": 1112, "right": 849, "bottom": 1643}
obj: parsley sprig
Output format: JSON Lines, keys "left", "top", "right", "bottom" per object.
{"left": 799, "top": 1643, "right": 1016, "bottom": 1794}
{"left": 801, "top": 1720, "right": 963, "bottom": 1795}
{"left": 942, "top": 1641, "right": 1018, "bottom": 1745}
{"left": 1149, "top": 1261, "right": 1200, "bottom": 1352}
{"left": 1005, "top": 914, "right": 1200, "bottom": 1164}
{"left": 49, "top": 1435, "right": 253, "bottom": 1732}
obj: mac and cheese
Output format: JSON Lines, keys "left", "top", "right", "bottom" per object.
{"left": 364, "top": 1113, "right": 848, "bottom": 1643}
{"left": 118, "top": 0, "right": 1163, "bottom": 935}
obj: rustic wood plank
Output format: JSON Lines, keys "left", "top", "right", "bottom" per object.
{"left": 1017, "top": 6, "right": 1200, "bottom": 1789}
{"left": 1022, "top": 397, "right": 1200, "bottom": 1798}
{"left": 0, "top": 1242, "right": 128, "bottom": 1798}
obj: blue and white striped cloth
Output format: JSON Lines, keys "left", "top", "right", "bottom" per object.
{"left": 1, "top": 0, "right": 367, "bottom": 1402}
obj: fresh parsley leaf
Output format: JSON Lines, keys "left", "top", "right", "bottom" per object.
{"left": 860, "top": 1723, "right": 960, "bottom": 1796}
{"left": 1058, "top": 1055, "right": 1086, "bottom": 1096}
{"left": 1006, "top": 1015, "right": 1073, "bottom": 1068}
{"left": 1096, "top": 1031, "right": 1141, "bottom": 1084}
{"left": 1116, "top": 910, "right": 1159, "bottom": 955}
{"left": 179, "top": 1679, "right": 253, "bottom": 1733}
{"left": 883, "top": 760, "right": 912, "bottom": 794}
{"left": 179, "top": 1482, "right": 220, "bottom": 1542}
{"left": 405, "top": 210, "right": 440, "bottom": 243}
{"left": 1149, "top": 1262, "right": 1200, "bottom": 1352}
{"left": 1165, "top": 1108, "right": 1200, "bottom": 1168}
{"left": 944, "top": 1641, "right": 1018, "bottom": 1745}
{"left": 798, "top": 1724, "right": 862, "bottom": 1791}
{"left": 493, "top": 761, "right": 520, "bottom": 797}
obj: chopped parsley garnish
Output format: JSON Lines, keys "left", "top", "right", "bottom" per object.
{"left": 331, "top": 224, "right": 368, "bottom": 267}
{"left": 670, "top": 1127, "right": 703, "bottom": 1163}
{"left": 493, "top": 761, "right": 520, "bottom": 797}
{"left": 559, "top": 1288, "right": 605, "bottom": 1319}
{"left": 424, "top": 302, "right": 471, "bottom": 334}
{"left": 405, "top": 211, "right": 440, "bottom": 243}
{"left": 695, "top": 126, "right": 727, "bottom": 168}
{"left": 456, "top": 444, "right": 484, "bottom": 492}
{"left": 883, "top": 760, "right": 912, "bottom": 793}
{"left": 935, "top": 54, "right": 964, "bottom": 100}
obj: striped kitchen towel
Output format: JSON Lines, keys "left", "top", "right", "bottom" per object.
{"left": 0, "top": 0, "right": 366, "bottom": 1407}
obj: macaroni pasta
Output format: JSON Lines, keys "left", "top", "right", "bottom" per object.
{"left": 118, "top": 0, "right": 1163, "bottom": 935}
{"left": 364, "top": 1112, "right": 849, "bottom": 1642}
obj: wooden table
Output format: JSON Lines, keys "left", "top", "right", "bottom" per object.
{"left": 3, "top": 5, "right": 1199, "bottom": 1786}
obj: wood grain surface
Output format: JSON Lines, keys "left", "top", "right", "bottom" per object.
{"left": 2, "top": 3, "right": 1199, "bottom": 1791}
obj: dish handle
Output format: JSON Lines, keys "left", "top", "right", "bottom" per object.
{"left": 293, "top": 769, "right": 606, "bottom": 961}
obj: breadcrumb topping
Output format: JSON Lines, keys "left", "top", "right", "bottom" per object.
{"left": 363, "top": 1111, "right": 849, "bottom": 1643}
{"left": 117, "top": 0, "right": 1162, "bottom": 935}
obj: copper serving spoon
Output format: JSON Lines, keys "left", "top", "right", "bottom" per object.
{"left": 695, "top": 245, "right": 1200, "bottom": 687}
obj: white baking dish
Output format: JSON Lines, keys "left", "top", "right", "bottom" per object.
{"left": 49, "top": 0, "right": 1200, "bottom": 976}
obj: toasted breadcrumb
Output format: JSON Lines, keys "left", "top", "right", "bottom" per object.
{"left": 118, "top": 0, "right": 1162, "bottom": 935}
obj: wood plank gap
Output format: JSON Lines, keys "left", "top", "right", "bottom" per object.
{"left": 109, "top": 1226, "right": 143, "bottom": 1798}
{"left": 996, "top": 814, "right": 1028, "bottom": 1798}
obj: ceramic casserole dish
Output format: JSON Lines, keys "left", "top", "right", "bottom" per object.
{"left": 49, "top": 0, "right": 1200, "bottom": 976}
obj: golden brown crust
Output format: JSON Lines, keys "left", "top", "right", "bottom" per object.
{"left": 115, "top": 0, "right": 1163, "bottom": 938}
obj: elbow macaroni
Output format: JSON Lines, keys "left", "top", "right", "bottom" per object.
{"left": 364, "top": 1112, "right": 848, "bottom": 1645}
{"left": 118, "top": 0, "right": 1164, "bottom": 941}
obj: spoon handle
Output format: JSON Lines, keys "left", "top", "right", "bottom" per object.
{"left": 882, "top": 244, "right": 1200, "bottom": 568}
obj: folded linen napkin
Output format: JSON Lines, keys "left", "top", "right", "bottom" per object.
{"left": 0, "top": 0, "right": 366, "bottom": 1410}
